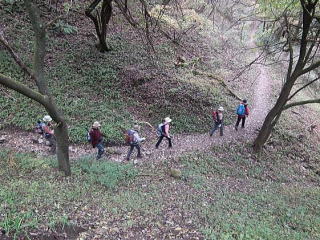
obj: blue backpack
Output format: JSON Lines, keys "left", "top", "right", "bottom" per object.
{"left": 236, "top": 104, "right": 245, "bottom": 115}
{"left": 156, "top": 123, "right": 165, "bottom": 137}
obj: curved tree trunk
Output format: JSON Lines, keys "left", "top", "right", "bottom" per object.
{"left": 55, "top": 120, "right": 71, "bottom": 175}
{"left": 253, "top": 80, "right": 295, "bottom": 152}
{"left": 86, "top": 0, "right": 113, "bottom": 53}
{"left": 253, "top": 0, "right": 320, "bottom": 153}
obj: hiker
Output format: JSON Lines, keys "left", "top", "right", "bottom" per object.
{"left": 155, "top": 117, "right": 173, "bottom": 149}
{"left": 89, "top": 121, "right": 105, "bottom": 160}
{"left": 210, "top": 106, "right": 224, "bottom": 137}
{"left": 125, "top": 125, "right": 145, "bottom": 161}
{"left": 235, "top": 99, "right": 249, "bottom": 130}
{"left": 42, "top": 115, "right": 56, "bottom": 154}
{"left": 35, "top": 120, "right": 45, "bottom": 135}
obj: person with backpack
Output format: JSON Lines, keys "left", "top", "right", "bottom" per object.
{"left": 235, "top": 99, "right": 249, "bottom": 130}
{"left": 35, "top": 120, "right": 45, "bottom": 135}
{"left": 125, "top": 125, "right": 145, "bottom": 161}
{"left": 155, "top": 117, "right": 173, "bottom": 149}
{"left": 210, "top": 106, "right": 224, "bottom": 137}
{"left": 89, "top": 121, "right": 105, "bottom": 160}
{"left": 42, "top": 115, "right": 56, "bottom": 154}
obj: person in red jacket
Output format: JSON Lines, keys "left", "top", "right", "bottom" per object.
{"left": 235, "top": 99, "right": 249, "bottom": 130}
{"left": 89, "top": 121, "right": 105, "bottom": 159}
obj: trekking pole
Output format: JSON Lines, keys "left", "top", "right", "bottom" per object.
{"left": 138, "top": 121, "right": 155, "bottom": 130}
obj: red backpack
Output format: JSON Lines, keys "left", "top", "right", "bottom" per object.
{"left": 124, "top": 130, "right": 135, "bottom": 144}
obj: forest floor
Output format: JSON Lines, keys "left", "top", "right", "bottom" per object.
{"left": 0, "top": 23, "right": 273, "bottom": 164}
{"left": 1, "top": 23, "right": 320, "bottom": 240}
{"left": 0, "top": 57, "right": 271, "bottom": 164}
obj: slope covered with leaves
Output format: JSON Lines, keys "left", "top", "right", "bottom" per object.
{"left": 0, "top": 0, "right": 245, "bottom": 143}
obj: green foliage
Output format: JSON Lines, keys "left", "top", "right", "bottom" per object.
{"left": 180, "top": 145, "right": 320, "bottom": 240}
{"left": 200, "top": 186, "right": 320, "bottom": 240}
{"left": 258, "top": 0, "right": 300, "bottom": 16}
{"left": 2, "top": 0, "right": 24, "bottom": 13}
{"left": 79, "top": 156, "right": 139, "bottom": 189}
{"left": 0, "top": 41, "right": 134, "bottom": 142}
{"left": 54, "top": 20, "right": 78, "bottom": 35}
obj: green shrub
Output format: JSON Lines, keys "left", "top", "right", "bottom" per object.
{"left": 54, "top": 20, "right": 78, "bottom": 35}
{"left": 79, "top": 156, "right": 138, "bottom": 189}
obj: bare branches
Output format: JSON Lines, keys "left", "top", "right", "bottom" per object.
{"left": 297, "top": 59, "right": 320, "bottom": 77}
{"left": 283, "top": 98, "right": 320, "bottom": 109}
{"left": 0, "top": 31, "right": 36, "bottom": 81}
{"left": 288, "top": 77, "right": 320, "bottom": 101}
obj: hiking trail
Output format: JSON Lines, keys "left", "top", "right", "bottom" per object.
{"left": 0, "top": 25, "right": 273, "bottom": 164}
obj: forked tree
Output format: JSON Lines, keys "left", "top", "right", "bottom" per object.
{"left": 0, "top": 0, "right": 71, "bottom": 176}
{"left": 253, "top": 0, "right": 320, "bottom": 152}
{"left": 85, "top": 0, "right": 176, "bottom": 52}
{"left": 85, "top": 0, "right": 113, "bottom": 52}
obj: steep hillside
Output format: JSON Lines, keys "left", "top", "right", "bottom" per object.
{"left": 1, "top": 1, "right": 320, "bottom": 240}
{"left": 0, "top": 1, "right": 247, "bottom": 143}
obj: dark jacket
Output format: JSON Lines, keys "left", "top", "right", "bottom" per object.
{"left": 212, "top": 111, "right": 223, "bottom": 124}
{"left": 89, "top": 128, "right": 103, "bottom": 147}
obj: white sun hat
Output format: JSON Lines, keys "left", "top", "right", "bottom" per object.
{"left": 218, "top": 106, "right": 224, "bottom": 111}
{"left": 92, "top": 121, "right": 101, "bottom": 128}
{"left": 43, "top": 115, "right": 52, "bottom": 122}
{"left": 133, "top": 125, "right": 141, "bottom": 131}
{"left": 164, "top": 117, "right": 172, "bottom": 123}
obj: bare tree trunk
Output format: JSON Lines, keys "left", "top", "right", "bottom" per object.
{"left": 253, "top": 0, "right": 320, "bottom": 153}
{"left": 253, "top": 79, "right": 295, "bottom": 152}
{"left": 55, "top": 121, "right": 71, "bottom": 175}
{"left": 85, "top": 0, "right": 113, "bottom": 52}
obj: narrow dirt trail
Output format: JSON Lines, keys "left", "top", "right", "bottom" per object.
{"left": 0, "top": 25, "right": 273, "bottom": 164}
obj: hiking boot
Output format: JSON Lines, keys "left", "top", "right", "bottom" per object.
{"left": 137, "top": 155, "right": 143, "bottom": 159}
{"left": 125, "top": 157, "right": 130, "bottom": 161}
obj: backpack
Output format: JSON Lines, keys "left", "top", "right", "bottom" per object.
{"left": 244, "top": 105, "right": 249, "bottom": 116}
{"left": 35, "top": 121, "right": 44, "bottom": 135}
{"left": 124, "top": 130, "right": 135, "bottom": 144}
{"left": 156, "top": 123, "right": 165, "bottom": 137}
{"left": 213, "top": 111, "right": 222, "bottom": 123}
{"left": 236, "top": 104, "right": 245, "bottom": 115}
{"left": 86, "top": 131, "right": 91, "bottom": 142}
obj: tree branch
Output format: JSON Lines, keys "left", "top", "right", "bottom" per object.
{"left": 0, "top": 73, "right": 47, "bottom": 106}
{"left": 0, "top": 31, "right": 36, "bottom": 81}
{"left": 288, "top": 77, "right": 320, "bottom": 101}
{"left": 297, "top": 59, "right": 320, "bottom": 77}
{"left": 283, "top": 98, "right": 320, "bottom": 110}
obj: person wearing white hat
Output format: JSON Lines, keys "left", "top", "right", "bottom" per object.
{"left": 210, "top": 107, "right": 224, "bottom": 137}
{"left": 42, "top": 115, "right": 56, "bottom": 153}
{"left": 89, "top": 121, "right": 105, "bottom": 159}
{"left": 155, "top": 117, "right": 173, "bottom": 149}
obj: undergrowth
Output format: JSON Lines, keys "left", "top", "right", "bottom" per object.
{"left": 0, "top": 109, "right": 319, "bottom": 239}
{"left": 0, "top": 150, "right": 138, "bottom": 238}
{"left": 0, "top": 3, "right": 236, "bottom": 143}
